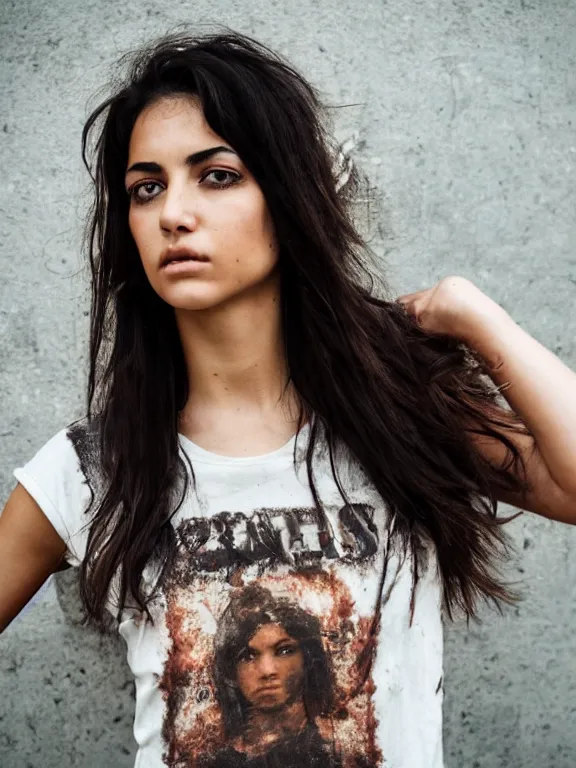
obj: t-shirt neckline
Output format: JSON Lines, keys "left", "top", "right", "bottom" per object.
{"left": 177, "top": 422, "right": 309, "bottom": 466}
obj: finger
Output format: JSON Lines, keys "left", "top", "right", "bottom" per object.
{"left": 396, "top": 295, "right": 417, "bottom": 307}
{"left": 396, "top": 288, "right": 430, "bottom": 303}
{"left": 398, "top": 301, "right": 421, "bottom": 323}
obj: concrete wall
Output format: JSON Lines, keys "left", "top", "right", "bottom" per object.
{"left": 1, "top": 0, "right": 575, "bottom": 765}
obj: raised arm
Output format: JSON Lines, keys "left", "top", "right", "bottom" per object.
{"left": 398, "top": 276, "right": 576, "bottom": 524}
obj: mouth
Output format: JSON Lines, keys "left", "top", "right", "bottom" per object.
{"left": 255, "top": 685, "right": 281, "bottom": 695}
{"left": 160, "top": 247, "right": 210, "bottom": 268}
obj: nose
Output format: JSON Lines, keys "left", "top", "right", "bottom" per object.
{"left": 159, "top": 183, "right": 199, "bottom": 234}
{"left": 256, "top": 652, "right": 278, "bottom": 680}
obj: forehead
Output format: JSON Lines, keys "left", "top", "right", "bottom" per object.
{"left": 248, "top": 622, "right": 293, "bottom": 647}
{"left": 128, "top": 95, "right": 224, "bottom": 157}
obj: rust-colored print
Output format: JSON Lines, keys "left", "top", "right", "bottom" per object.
{"left": 159, "top": 507, "right": 383, "bottom": 767}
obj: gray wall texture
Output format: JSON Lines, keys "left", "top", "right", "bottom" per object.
{"left": 1, "top": 0, "right": 575, "bottom": 766}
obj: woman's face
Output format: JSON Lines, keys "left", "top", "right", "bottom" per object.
{"left": 125, "top": 94, "right": 279, "bottom": 311}
{"left": 236, "top": 622, "right": 305, "bottom": 711}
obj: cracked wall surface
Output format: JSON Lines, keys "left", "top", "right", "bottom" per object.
{"left": 1, "top": 0, "right": 575, "bottom": 766}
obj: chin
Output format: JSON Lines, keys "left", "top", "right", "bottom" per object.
{"left": 163, "top": 278, "right": 275, "bottom": 313}
{"left": 252, "top": 696, "right": 287, "bottom": 712}
{"left": 161, "top": 285, "right": 230, "bottom": 312}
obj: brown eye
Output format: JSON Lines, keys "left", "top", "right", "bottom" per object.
{"left": 238, "top": 647, "right": 257, "bottom": 663}
{"left": 129, "top": 181, "right": 162, "bottom": 204}
{"left": 202, "top": 169, "right": 241, "bottom": 188}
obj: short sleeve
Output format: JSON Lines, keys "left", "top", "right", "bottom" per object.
{"left": 13, "top": 427, "right": 94, "bottom": 567}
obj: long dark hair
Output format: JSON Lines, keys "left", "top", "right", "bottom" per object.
{"left": 78, "top": 27, "right": 529, "bottom": 630}
{"left": 213, "top": 585, "right": 334, "bottom": 738}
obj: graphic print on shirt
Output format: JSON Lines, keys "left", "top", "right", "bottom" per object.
{"left": 157, "top": 504, "right": 385, "bottom": 768}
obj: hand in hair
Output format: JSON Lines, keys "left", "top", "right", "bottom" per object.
{"left": 396, "top": 275, "right": 503, "bottom": 345}
{"left": 399, "top": 276, "right": 576, "bottom": 525}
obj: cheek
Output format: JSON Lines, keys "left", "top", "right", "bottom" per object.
{"left": 129, "top": 209, "right": 152, "bottom": 250}
{"left": 226, "top": 194, "right": 276, "bottom": 249}
{"left": 283, "top": 668, "right": 304, "bottom": 699}
{"left": 236, "top": 665, "right": 254, "bottom": 694}
{"left": 280, "top": 653, "right": 304, "bottom": 682}
{"left": 128, "top": 210, "right": 160, "bottom": 277}
{"left": 128, "top": 207, "right": 140, "bottom": 242}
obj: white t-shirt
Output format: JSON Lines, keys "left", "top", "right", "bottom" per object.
{"left": 13, "top": 421, "right": 444, "bottom": 768}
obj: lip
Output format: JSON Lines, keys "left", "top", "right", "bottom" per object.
{"left": 255, "top": 685, "right": 281, "bottom": 694}
{"left": 162, "top": 259, "right": 211, "bottom": 275}
{"left": 160, "top": 245, "right": 210, "bottom": 269}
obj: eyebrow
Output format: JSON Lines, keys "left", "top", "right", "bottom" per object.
{"left": 125, "top": 145, "right": 238, "bottom": 176}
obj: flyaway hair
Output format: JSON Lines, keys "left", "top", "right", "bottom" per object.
{"left": 77, "top": 27, "right": 529, "bottom": 631}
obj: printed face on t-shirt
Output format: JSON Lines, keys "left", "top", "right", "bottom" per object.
{"left": 235, "top": 623, "right": 305, "bottom": 712}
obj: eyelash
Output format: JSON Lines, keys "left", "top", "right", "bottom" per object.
{"left": 238, "top": 645, "right": 296, "bottom": 663}
{"left": 127, "top": 169, "right": 241, "bottom": 205}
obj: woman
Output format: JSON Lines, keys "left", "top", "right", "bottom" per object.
{"left": 0, "top": 28, "right": 575, "bottom": 768}
{"left": 198, "top": 584, "right": 343, "bottom": 767}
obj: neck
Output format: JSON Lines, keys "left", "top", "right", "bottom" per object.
{"left": 175, "top": 277, "right": 299, "bottom": 426}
